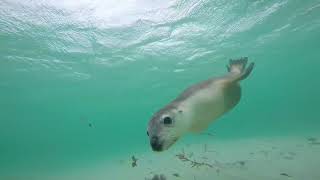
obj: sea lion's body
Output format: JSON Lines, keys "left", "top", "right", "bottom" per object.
{"left": 147, "top": 58, "right": 254, "bottom": 151}
{"left": 172, "top": 77, "right": 241, "bottom": 133}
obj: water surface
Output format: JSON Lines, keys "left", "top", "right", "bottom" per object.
{"left": 1, "top": 0, "right": 320, "bottom": 179}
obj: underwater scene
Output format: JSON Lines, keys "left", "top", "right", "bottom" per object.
{"left": 1, "top": 0, "right": 320, "bottom": 179}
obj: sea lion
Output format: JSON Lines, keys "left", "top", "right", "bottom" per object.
{"left": 147, "top": 57, "right": 254, "bottom": 152}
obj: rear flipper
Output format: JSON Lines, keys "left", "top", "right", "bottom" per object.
{"left": 226, "top": 57, "right": 254, "bottom": 81}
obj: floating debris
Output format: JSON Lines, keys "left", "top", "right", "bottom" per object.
{"left": 131, "top": 156, "right": 138, "bottom": 167}
{"left": 172, "top": 173, "right": 180, "bottom": 177}
{"left": 200, "top": 132, "right": 215, "bottom": 137}
{"left": 80, "top": 116, "right": 94, "bottom": 128}
{"left": 238, "top": 161, "right": 246, "bottom": 166}
{"left": 280, "top": 173, "right": 292, "bottom": 177}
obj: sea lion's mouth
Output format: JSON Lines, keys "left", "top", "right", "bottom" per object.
{"left": 151, "top": 143, "right": 163, "bottom": 152}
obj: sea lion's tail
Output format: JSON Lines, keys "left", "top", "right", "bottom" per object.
{"left": 226, "top": 57, "right": 254, "bottom": 81}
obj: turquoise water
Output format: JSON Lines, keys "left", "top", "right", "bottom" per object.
{"left": 1, "top": 0, "right": 320, "bottom": 179}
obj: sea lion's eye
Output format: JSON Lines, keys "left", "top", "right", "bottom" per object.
{"left": 163, "top": 116, "right": 172, "bottom": 125}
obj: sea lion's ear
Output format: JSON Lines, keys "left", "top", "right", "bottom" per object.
{"left": 178, "top": 110, "right": 183, "bottom": 113}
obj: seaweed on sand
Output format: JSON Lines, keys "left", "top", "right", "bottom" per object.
{"left": 307, "top": 137, "right": 317, "bottom": 142}
{"left": 172, "top": 173, "right": 180, "bottom": 177}
{"left": 280, "top": 173, "right": 292, "bottom": 177}
{"left": 145, "top": 174, "right": 166, "bottom": 180}
{"left": 131, "top": 156, "right": 138, "bottom": 167}
{"left": 307, "top": 137, "right": 320, "bottom": 145}
{"left": 175, "top": 152, "right": 213, "bottom": 168}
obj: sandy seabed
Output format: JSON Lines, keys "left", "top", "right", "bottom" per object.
{"left": 6, "top": 134, "right": 320, "bottom": 180}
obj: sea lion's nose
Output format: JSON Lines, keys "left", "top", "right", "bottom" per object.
{"left": 150, "top": 136, "right": 162, "bottom": 151}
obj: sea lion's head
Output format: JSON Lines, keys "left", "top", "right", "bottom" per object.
{"left": 147, "top": 104, "right": 187, "bottom": 152}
